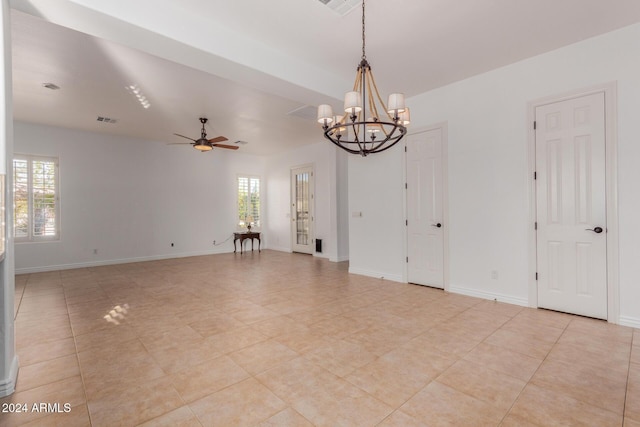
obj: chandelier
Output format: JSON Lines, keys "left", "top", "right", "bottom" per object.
{"left": 317, "top": 0, "right": 410, "bottom": 156}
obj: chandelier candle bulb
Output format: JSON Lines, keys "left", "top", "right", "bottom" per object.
{"left": 399, "top": 107, "right": 411, "bottom": 125}
{"left": 344, "top": 91, "right": 362, "bottom": 114}
{"left": 317, "top": 104, "right": 334, "bottom": 124}
{"left": 367, "top": 119, "right": 382, "bottom": 133}
{"left": 387, "top": 93, "right": 406, "bottom": 115}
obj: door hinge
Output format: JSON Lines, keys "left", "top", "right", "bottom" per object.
{"left": 404, "top": 146, "right": 407, "bottom": 152}
{"left": 533, "top": 121, "right": 537, "bottom": 130}
{"left": 406, "top": 257, "right": 409, "bottom": 263}
{"left": 535, "top": 272, "right": 538, "bottom": 280}
{"left": 405, "top": 182, "right": 408, "bottom": 189}
{"left": 534, "top": 171, "right": 537, "bottom": 180}
{"left": 534, "top": 222, "right": 537, "bottom": 230}
{"left": 405, "top": 219, "right": 408, "bottom": 226}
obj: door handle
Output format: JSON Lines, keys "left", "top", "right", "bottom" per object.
{"left": 585, "top": 226, "right": 603, "bottom": 233}
{"left": 431, "top": 223, "right": 442, "bottom": 228}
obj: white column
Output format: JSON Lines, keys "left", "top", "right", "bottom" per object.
{"left": 0, "top": 0, "right": 17, "bottom": 398}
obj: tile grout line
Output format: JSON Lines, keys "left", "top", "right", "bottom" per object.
{"left": 13, "top": 274, "right": 29, "bottom": 320}
{"left": 423, "top": 303, "right": 525, "bottom": 425}
{"left": 12, "top": 274, "right": 87, "bottom": 425}
{"left": 492, "top": 313, "right": 572, "bottom": 426}
{"left": 64, "top": 278, "right": 96, "bottom": 427}
{"left": 622, "top": 331, "right": 636, "bottom": 426}
{"left": 352, "top": 300, "right": 502, "bottom": 425}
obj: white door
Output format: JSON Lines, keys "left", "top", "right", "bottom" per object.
{"left": 291, "top": 166, "right": 314, "bottom": 254}
{"left": 536, "top": 92, "right": 607, "bottom": 319}
{"left": 407, "top": 128, "right": 444, "bottom": 288}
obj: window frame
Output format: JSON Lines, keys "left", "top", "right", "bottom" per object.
{"left": 13, "top": 154, "right": 60, "bottom": 242}
{"left": 237, "top": 174, "right": 261, "bottom": 230}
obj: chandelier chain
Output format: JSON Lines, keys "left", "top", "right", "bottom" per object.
{"left": 361, "top": 0, "right": 366, "bottom": 60}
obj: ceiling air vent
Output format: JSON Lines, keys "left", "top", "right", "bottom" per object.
{"left": 317, "top": 0, "right": 360, "bottom": 16}
{"left": 96, "top": 116, "right": 117, "bottom": 124}
{"left": 42, "top": 83, "right": 60, "bottom": 90}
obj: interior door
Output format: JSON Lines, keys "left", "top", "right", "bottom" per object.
{"left": 291, "top": 165, "right": 314, "bottom": 254}
{"left": 407, "top": 128, "right": 444, "bottom": 288}
{"left": 535, "top": 92, "right": 607, "bottom": 319}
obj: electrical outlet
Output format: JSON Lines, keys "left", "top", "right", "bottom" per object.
{"left": 213, "top": 240, "right": 216, "bottom": 245}
{"left": 491, "top": 270, "right": 498, "bottom": 280}
{"left": 171, "top": 243, "right": 174, "bottom": 247}
{"left": 93, "top": 249, "right": 98, "bottom": 255}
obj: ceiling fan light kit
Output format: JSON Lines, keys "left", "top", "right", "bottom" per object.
{"left": 172, "top": 117, "right": 238, "bottom": 152}
{"left": 317, "top": 0, "right": 409, "bottom": 156}
{"left": 193, "top": 141, "right": 213, "bottom": 151}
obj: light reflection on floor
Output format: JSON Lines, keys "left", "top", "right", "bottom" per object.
{"left": 103, "top": 304, "right": 129, "bottom": 325}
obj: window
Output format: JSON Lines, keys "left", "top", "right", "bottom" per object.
{"left": 13, "top": 155, "right": 59, "bottom": 241}
{"left": 237, "top": 175, "right": 260, "bottom": 228}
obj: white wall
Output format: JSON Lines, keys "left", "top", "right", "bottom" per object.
{"left": 348, "top": 145, "right": 405, "bottom": 282}
{"left": 334, "top": 148, "right": 349, "bottom": 262}
{"left": 264, "top": 141, "right": 346, "bottom": 261}
{"left": 0, "top": 0, "right": 17, "bottom": 398}
{"left": 348, "top": 23, "right": 640, "bottom": 326}
{"left": 13, "top": 121, "right": 266, "bottom": 272}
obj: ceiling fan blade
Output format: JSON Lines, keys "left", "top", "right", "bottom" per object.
{"left": 212, "top": 143, "right": 239, "bottom": 150}
{"left": 167, "top": 142, "right": 194, "bottom": 145}
{"left": 208, "top": 136, "right": 229, "bottom": 143}
{"left": 173, "top": 133, "right": 197, "bottom": 142}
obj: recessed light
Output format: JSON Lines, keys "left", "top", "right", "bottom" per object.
{"left": 42, "top": 83, "right": 60, "bottom": 90}
{"left": 125, "top": 84, "right": 151, "bottom": 110}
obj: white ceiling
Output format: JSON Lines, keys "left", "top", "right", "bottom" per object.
{"left": 10, "top": 0, "right": 640, "bottom": 155}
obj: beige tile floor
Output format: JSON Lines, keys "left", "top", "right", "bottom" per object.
{"left": 1, "top": 250, "right": 638, "bottom": 426}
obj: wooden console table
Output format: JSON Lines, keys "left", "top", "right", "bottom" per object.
{"left": 233, "top": 231, "right": 261, "bottom": 254}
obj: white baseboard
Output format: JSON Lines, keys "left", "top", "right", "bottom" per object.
{"left": 14, "top": 249, "right": 232, "bottom": 274}
{"left": 618, "top": 316, "right": 640, "bottom": 329}
{"left": 330, "top": 255, "right": 349, "bottom": 262}
{"left": 448, "top": 285, "right": 529, "bottom": 307}
{"left": 348, "top": 267, "right": 403, "bottom": 283}
{"left": 15, "top": 246, "right": 345, "bottom": 274}
{"left": 0, "top": 355, "right": 18, "bottom": 397}
{"left": 266, "top": 246, "right": 292, "bottom": 254}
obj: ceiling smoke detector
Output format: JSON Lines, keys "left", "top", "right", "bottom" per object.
{"left": 96, "top": 116, "right": 117, "bottom": 124}
{"left": 317, "top": 0, "right": 360, "bottom": 16}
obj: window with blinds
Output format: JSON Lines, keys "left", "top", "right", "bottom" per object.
{"left": 13, "top": 155, "right": 59, "bottom": 241}
{"left": 237, "top": 175, "right": 260, "bottom": 228}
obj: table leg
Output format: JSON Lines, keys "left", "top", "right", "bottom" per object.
{"left": 234, "top": 238, "right": 237, "bottom": 253}
{"left": 258, "top": 238, "right": 261, "bottom": 252}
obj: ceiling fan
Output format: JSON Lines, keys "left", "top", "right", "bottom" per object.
{"left": 171, "top": 117, "right": 239, "bottom": 152}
